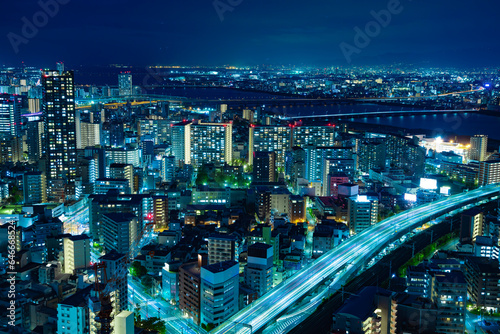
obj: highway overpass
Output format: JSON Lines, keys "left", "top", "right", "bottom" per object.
{"left": 213, "top": 184, "right": 500, "bottom": 334}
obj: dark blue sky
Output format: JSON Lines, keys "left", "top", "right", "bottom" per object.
{"left": 1, "top": 0, "right": 498, "bottom": 67}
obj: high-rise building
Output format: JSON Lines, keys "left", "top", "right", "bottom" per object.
{"left": 253, "top": 151, "right": 276, "bottom": 182}
{"left": 358, "top": 140, "right": 386, "bottom": 173}
{"left": 99, "top": 251, "right": 128, "bottom": 314}
{"left": 42, "top": 70, "right": 77, "bottom": 194}
{"left": 63, "top": 234, "right": 90, "bottom": 274}
{"left": 190, "top": 121, "right": 232, "bottom": 167}
{"left": 0, "top": 94, "right": 22, "bottom": 138}
{"left": 75, "top": 110, "right": 101, "bottom": 149}
{"left": 102, "top": 213, "right": 137, "bottom": 254}
{"left": 200, "top": 260, "right": 239, "bottom": 328}
{"left": 464, "top": 257, "right": 500, "bottom": 310}
{"left": 179, "top": 254, "right": 207, "bottom": 324}
{"left": 460, "top": 208, "right": 484, "bottom": 244}
{"left": 470, "top": 134, "right": 488, "bottom": 162}
{"left": 161, "top": 155, "right": 175, "bottom": 183}
{"left": 348, "top": 195, "right": 379, "bottom": 235}
{"left": 208, "top": 234, "right": 237, "bottom": 265}
{"left": 250, "top": 125, "right": 292, "bottom": 167}
{"left": 285, "top": 146, "right": 306, "bottom": 186}
{"left": 332, "top": 287, "right": 397, "bottom": 334}
{"left": 291, "top": 124, "right": 336, "bottom": 148}
{"left": 118, "top": 73, "right": 132, "bottom": 97}
{"left": 479, "top": 159, "right": 500, "bottom": 186}
{"left": 430, "top": 271, "right": 467, "bottom": 333}
{"left": 23, "top": 171, "right": 47, "bottom": 204}
{"left": 105, "top": 147, "right": 141, "bottom": 167}
{"left": 25, "top": 116, "right": 44, "bottom": 163}
{"left": 171, "top": 120, "right": 191, "bottom": 166}
{"left": 244, "top": 243, "right": 273, "bottom": 297}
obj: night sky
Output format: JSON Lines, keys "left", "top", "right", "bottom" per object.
{"left": 1, "top": 0, "right": 499, "bottom": 67}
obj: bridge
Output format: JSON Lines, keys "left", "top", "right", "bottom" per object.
{"left": 212, "top": 183, "right": 500, "bottom": 334}
{"left": 286, "top": 109, "right": 478, "bottom": 120}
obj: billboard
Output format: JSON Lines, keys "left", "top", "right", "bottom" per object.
{"left": 420, "top": 178, "right": 437, "bottom": 190}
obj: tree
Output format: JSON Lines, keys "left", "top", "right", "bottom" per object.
{"left": 129, "top": 261, "right": 147, "bottom": 278}
{"left": 141, "top": 275, "right": 155, "bottom": 289}
{"left": 135, "top": 316, "right": 166, "bottom": 334}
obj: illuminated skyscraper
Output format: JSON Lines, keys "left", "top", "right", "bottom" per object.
{"left": 42, "top": 70, "right": 77, "bottom": 195}
{"left": 118, "top": 73, "right": 132, "bottom": 96}
{"left": 0, "top": 94, "right": 22, "bottom": 138}
{"left": 250, "top": 125, "right": 292, "bottom": 168}
{"left": 470, "top": 134, "right": 488, "bottom": 162}
{"left": 291, "top": 124, "right": 336, "bottom": 148}
{"left": 190, "top": 121, "right": 232, "bottom": 167}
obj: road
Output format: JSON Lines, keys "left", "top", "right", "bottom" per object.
{"left": 128, "top": 278, "right": 198, "bottom": 334}
{"left": 213, "top": 184, "right": 500, "bottom": 334}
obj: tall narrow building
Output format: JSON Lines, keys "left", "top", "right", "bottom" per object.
{"left": 118, "top": 73, "right": 132, "bottom": 97}
{"left": 470, "top": 134, "right": 488, "bottom": 162}
{"left": 42, "top": 70, "right": 77, "bottom": 197}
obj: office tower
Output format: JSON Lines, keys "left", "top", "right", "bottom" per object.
{"left": 190, "top": 121, "right": 233, "bottom": 167}
{"left": 63, "top": 234, "right": 90, "bottom": 274}
{"left": 23, "top": 171, "right": 47, "bottom": 204}
{"left": 253, "top": 151, "right": 276, "bottom": 182}
{"left": 42, "top": 70, "right": 77, "bottom": 195}
{"left": 179, "top": 254, "right": 207, "bottom": 324}
{"left": 460, "top": 208, "right": 484, "bottom": 244}
{"left": 208, "top": 234, "right": 237, "bottom": 265}
{"left": 244, "top": 243, "right": 273, "bottom": 297}
{"left": 358, "top": 140, "right": 386, "bottom": 173}
{"left": 291, "top": 124, "right": 335, "bottom": 148}
{"left": 118, "top": 73, "right": 132, "bottom": 96}
{"left": 430, "top": 271, "right": 467, "bottom": 333}
{"left": 464, "top": 257, "right": 500, "bottom": 309}
{"left": 250, "top": 125, "right": 292, "bottom": 167}
{"left": 172, "top": 120, "right": 191, "bottom": 166}
{"left": 200, "top": 261, "right": 239, "bottom": 328}
{"left": 57, "top": 286, "right": 91, "bottom": 334}
{"left": 348, "top": 195, "right": 379, "bottom": 235}
{"left": 102, "top": 213, "right": 137, "bottom": 254}
{"left": 161, "top": 155, "right": 175, "bottom": 183}
{"left": 289, "top": 195, "right": 306, "bottom": 224}
{"left": 470, "top": 134, "right": 488, "bottom": 161}
{"left": 109, "top": 163, "right": 134, "bottom": 194}
{"left": 0, "top": 93, "right": 22, "bottom": 138}
{"left": 479, "top": 159, "right": 500, "bottom": 186}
